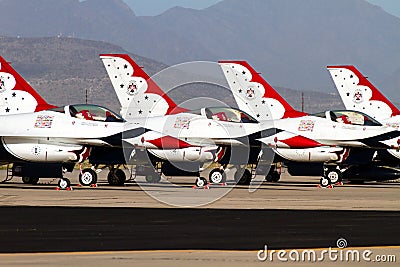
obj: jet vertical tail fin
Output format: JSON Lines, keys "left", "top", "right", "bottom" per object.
{"left": 100, "top": 54, "right": 186, "bottom": 118}
{"left": 218, "top": 60, "right": 306, "bottom": 120}
{"left": 327, "top": 65, "right": 400, "bottom": 121}
{"left": 0, "top": 55, "right": 55, "bottom": 114}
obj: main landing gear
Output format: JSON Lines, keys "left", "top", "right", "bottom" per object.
{"left": 79, "top": 168, "right": 98, "bottom": 186}
{"left": 265, "top": 164, "right": 282, "bottom": 182}
{"left": 107, "top": 168, "right": 126, "bottom": 186}
{"left": 319, "top": 166, "right": 343, "bottom": 188}
{"left": 205, "top": 165, "right": 254, "bottom": 186}
{"left": 208, "top": 168, "right": 227, "bottom": 184}
{"left": 234, "top": 169, "right": 252, "bottom": 185}
{"left": 22, "top": 176, "right": 39, "bottom": 185}
{"left": 83, "top": 164, "right": 127, "bottom": 186}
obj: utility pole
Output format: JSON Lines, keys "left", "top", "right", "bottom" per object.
{"left": 301, "top": 92, "right": 304, "bottom": 112}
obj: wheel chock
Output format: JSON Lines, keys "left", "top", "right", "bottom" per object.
{"left": 192, "top": 185, "right": 210, "bottom": 190}
{"left": 76, "top": 184, "right": 83, "bottom": 187}
{"left": 336, "top": 182, "right": 344, "bottom": 186}
{"left": 55, "top": 186, "right": 73, "bottom": 191}
{"left": 317, "top": 184, "right": 334, "bottom": 189}
{"left": 90, "top": 184, "right": 98, "bottom": 188}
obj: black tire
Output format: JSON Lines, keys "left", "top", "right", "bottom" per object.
{"left": 107, "top": 169, "right": 126, "bottom": 186}
{"left": 265, "top": 171, "right": 280, "bottom": 182}
{"left": 234, "top": 169, "right": 251, "bottom": 185}
{"left": 30, "top": 177, "right": 39, "bottom": 185}
{"left": 326, "top": 169, "right": 342, "bottom": 184}
{"left": 271, "top": 172, "right": 280, "bottom": 182}
{"left": 22, "top": 177, "right": 31, "bottom": 184}
{"left": 195, "top": 177, "right": 208, "bottom": 187}
{"left": 58, "top": 178, "right": 71, "bottom": 189}
{"left": 209, "top": 169, "right": 226, "bottom": 184}
{"left": 79, "top": 168, "right": 98, "bottom": 186}
{"left": 145, "top": 173, "right": 161, "bottom": 183}
{"left": 319, "top": 177, "right": 331, "bottom": 187}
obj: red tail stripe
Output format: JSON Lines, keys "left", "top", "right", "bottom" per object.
{"left": 219, "top": 60, "right": 307, "bottom": 118}
{"left": 100, "top": 54, "right": 187, "bottom": 115}
{"left": 327, "top": 65, "right": 400, "bottom": 116}
{"left": 0, "top": 56, "right": 56, "bottom": 111}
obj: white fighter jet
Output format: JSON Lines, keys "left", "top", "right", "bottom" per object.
{"left": 327, "top": 65, "right": 400, "bottom": 180}
{"left": 0, "top": 55, "right": 399, "bottom": 189}
{"left": 100, "top": 54, "right": 399, "bottom": 187}
{"left": 218, "top": 61, "right": 400, "bottom": 186}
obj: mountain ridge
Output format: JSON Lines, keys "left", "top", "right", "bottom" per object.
{"left": 0, "top": 36, "right": 344, "bottom": 113}
{"left": 0, "top": 0, "right": 398, "bottom": 102}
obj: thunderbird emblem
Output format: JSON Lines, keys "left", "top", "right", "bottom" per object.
{"left": 127, "top": 80, "right": 138, "bottom": 95}
{"left": 246, "top": 87, "right": 255, "bottom": 99}
{"left": 353, "top": 89, "right": 363, "bottom": 103}
{"left": 0, "top": 76, "right": 5, "bottom": 93}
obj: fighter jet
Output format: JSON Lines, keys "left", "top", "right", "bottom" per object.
{"left": 219, "top": 61, "right": 400, "bottom": 186}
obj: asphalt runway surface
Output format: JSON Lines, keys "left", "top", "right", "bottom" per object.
{"left": 0, "top": 170, "right": 399, "bottom": 266}
{"left": 0, "top": 207, "right": 399, "bottom": 253}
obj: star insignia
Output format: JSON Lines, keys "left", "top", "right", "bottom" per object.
{"left": 12, "top": 92, "right": 16, "bottom": 97}
{"left": 5, "top": 107, "right": 10, "bottom": 112}
{"left": 138, "top": 110, "right": 143, "bottom": 114}
{"left": 256, "top": 114, "right": 260, "bottom": 118}
{"left": 262, "top": 100, "right": 266, "bottom": 104}
{"left": 124, "top": 64, "right": 128, "bottom": 69}
{"left": 144, "top": 96, "right": 149, "bottom": 100}
{"left": 242, "top": 71, "right": 246, "bottom": 75}
{"left": 238, "top": 89, "right": 242, "bottom": 93}
{"left": 120, "top": 84, "right": 124, "bottom": 88}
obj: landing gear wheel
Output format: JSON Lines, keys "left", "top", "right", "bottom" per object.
{"left": 107, "top": 169, "right": 126, "bottom": 186}
{"left": 30, "top": 177, "right": 39, "bottom": 185}
{"left": 234, "top": 169, "right": 252, "bottom": 185}
{"left": 22, "top": 177, "right": 39, "bottom": 184}
{"left": 195, "top": 177, "right": 208, "bottom": 187}
{"left": 265, "top": 171, "right": 280, "bottom": 182}
{"left": 22, "top": 176, "right": 31, "bottom": 184}
{"left": 145, "top": 173, "right": 161, "bottom": 183}
{"left": 58, "top": 178, "right": 71, "bottom": 189}
{"left": 209, "top": 169, "right": 226, "bottom": 184}
{"left": 79, "top": 168, "right": 98, "bottom": 186}
{"left": 326, "top": 169, "right": 342, "bottom": 184}
{"left": 319, "top": 177, "right": 331, "bottom": 188}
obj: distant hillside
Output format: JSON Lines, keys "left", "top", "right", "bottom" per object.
{"left": 0, "top": 36, "right": 343, "bottom": 113}
{"left": 0, "top": 0, "right": 397, "bottom": 102}
{"left": 0, "top": 36, "right": 167, "bottom": 112}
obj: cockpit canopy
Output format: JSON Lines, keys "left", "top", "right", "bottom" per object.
{"left": 51, "top": 104, "right": 124, "bottom": 122}
{"left": 190, "top": 107, "right": 258, "bottom": 123}
{"left": 312, "top": 110, "right": 382, "bottom": 126}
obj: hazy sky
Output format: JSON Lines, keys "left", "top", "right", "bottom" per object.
{"left": 124, "top": 0, "right": 400, "bottom": 17}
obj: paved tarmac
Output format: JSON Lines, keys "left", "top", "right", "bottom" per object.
{"left": 0, "top": 169, "right": 399, "bottom": 266}
{"left": 0, "top": 206, "right": 399, "bottom": 253}
{"left": 0, "top": 170, "right": 399, "bottom": 210}
{"left": 0, "top": 248, "right": 398, "bottom": 267}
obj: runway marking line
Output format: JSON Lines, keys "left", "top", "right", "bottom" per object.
{"left": 0, "top": 245, "right": 399, "bottom": 257}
